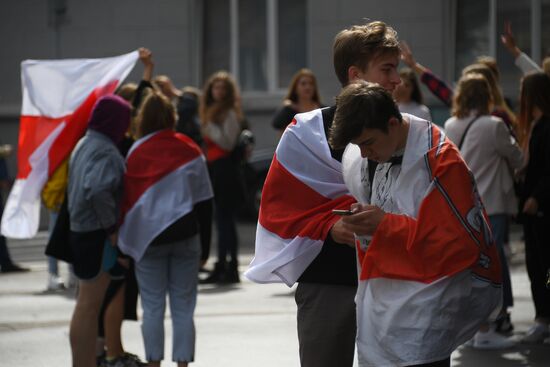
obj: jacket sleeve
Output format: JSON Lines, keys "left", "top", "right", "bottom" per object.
{"left": 532, "top": 124, "right": 550, "bottom": 207}
{"left": 420, "top": 69, "right": 453, "bottom": 107}
{"left": 358, "top": 145, "right": 501, "bottom": 285}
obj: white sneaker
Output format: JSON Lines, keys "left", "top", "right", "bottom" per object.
{"left": 522, "top": 323, "right": 550, "bottom": 343}
{"left": 47, "top": 274, "right": 65, "bottom": 291}
{"left": 472, "top": 330, "right": 516, "bottom": 350}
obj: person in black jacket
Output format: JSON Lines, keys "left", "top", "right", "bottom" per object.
{"left": 271, "top": 68, "right": 323, "bottom": 134}
{"left": 517, "top": 72, "right": 550, "bottom": 344}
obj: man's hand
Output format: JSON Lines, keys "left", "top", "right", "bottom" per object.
{"left": 330, "top": 218, "right": 355, "bottom": 247}
{"left": 501, "top": 21, "right": 521, "bottom": 58}
{"left": 341, "top": 204, "right": 385, "bottom": 236}
{"left": 523, "top": 197, "right": 539, "bottom": 215}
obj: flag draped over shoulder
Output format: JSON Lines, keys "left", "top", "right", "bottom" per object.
{"left": 245, "top": 109, "right": 355, "bottom": 287}
{"left": 1, "top": 51, "right": 138, "bottom": 239}
{"left": 343, "top": 116, "right": 502, "bottom": 366}
{"left": 118, "top": 130, "right": 213, "bottom": 262}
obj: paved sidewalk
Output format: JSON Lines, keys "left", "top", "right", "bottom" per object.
{"left": 1, "top": 224, "right": 549, "bottom": 366}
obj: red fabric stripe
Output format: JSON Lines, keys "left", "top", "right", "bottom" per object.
{"left": 17, "top": 115, "right": 67, "bottom": 178}
{"left": 204, "top": 137, "right": 230, "bottom": 162}
{"left": 358, "top": 141, "right": 502, "bottom": 284}
{"left": 16, "top": 80, "right": 120, "bottom": 179}
{"left": 121, "top": 130, "right": 202, "bottom": 218}
{"left": 259, "top": 154, "right": 355, "bottom": 240}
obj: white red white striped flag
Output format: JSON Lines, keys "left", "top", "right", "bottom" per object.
{"left": 118, "top": 130, "right": 213, "bottom": 262}
{"left": 1, "top": 51, "right": 138, "bottom": 238}
{"left": 245, "top": 109, "right": 355, "bottom": 286}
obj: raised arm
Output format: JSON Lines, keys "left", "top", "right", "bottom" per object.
{"left": 501, "top": 21, "right": 542, "bottom": 74}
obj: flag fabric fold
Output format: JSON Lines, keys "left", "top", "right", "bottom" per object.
{"left": 118, "top": 130, "right": 213, "bottom": 262}
{"left": 1, "top": 51, "right": 138, "bottom": 238}
{"left": 245, "top": 109, "right": 355, "bottom": 286}
{"left": 343, "top": 115, "right": 503, "bottom": 366}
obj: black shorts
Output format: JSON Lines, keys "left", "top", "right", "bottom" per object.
{"left": 69, "top": 229, "right": 124, "bottom": 281}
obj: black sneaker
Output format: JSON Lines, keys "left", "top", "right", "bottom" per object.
{"left": 102, "top": 353, "right": 147, "bottom": 367}
{"left": 495, "top": 313, "right": 514, "bottom": 335}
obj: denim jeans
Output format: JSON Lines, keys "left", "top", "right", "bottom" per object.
{"left": 135, "top": 236, "right": 200, "bottom": 363}
{"left": 489, "top": 214, "right": 513, "bottom": 308}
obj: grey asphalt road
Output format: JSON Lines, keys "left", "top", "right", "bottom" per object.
{"left": 1, "top": 221, "right": 549, "bottom": 366}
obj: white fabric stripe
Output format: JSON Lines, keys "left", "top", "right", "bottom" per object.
{"left": 244, "top": 223, "right": 324, "bottom": 287}
{"left": 276, "top": 109, "right": 348, "bottom": 199}
{"left": 118, "top": 155, "right": 213, "bottom": 262}
{"left": 356, "top": 271, "right": 501, "bottom": 366}
{"left": 21, "top": 51, "right": 138, "bottom": 117}
{"left": 1, "top": 122, "right": 65, "bottom": 238}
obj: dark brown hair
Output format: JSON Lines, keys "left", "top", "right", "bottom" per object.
{"left": 284, "top": 68, "right": 322, "bottom": 105}
{"left": 399, "top": 68, "right": 423, "bottom": 104}
{"left": 329, "top": 81, "right": 402, "bottom": 149}
{"left": 519, "top": 72, "right": 550, "bottom": 148}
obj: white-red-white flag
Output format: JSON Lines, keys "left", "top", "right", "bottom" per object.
{"left": 118, "top": 130, "right": 213, "bottom": 262}
{"left": 245, "top": 109, "right": 355, "bottom": 286}
{"left": 1, "top": 51, "right": 138, "bottom": 238}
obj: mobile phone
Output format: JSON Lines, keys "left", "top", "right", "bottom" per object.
{"left": 332, "top": 209, "right": 354, "bottom": 216}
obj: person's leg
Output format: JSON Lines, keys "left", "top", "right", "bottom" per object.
{"left": 135, "top": 246, "right": 169, "bottom": 364}
{"left": 489, "top": 214, "right": 514, "bottom": 310}
{"left": 217, "top": 205, "right": 239, "bottom": 282}
{"left": 295, "top": 283, "right": 356, "bottom": 367}
{"left": 168, "top": 237, "right": 200, "bottom": 364}
{"left": 104, "top": 282, "right": 126, "bottom": 358}
{"left": 70, "top": 272, "right": 110, "bottom": 367}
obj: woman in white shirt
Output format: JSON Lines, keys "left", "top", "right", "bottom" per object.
{"left": 444, "top": 73, "right": 523, "bottom": 349}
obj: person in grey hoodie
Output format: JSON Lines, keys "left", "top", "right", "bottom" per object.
{"left": 67, "top": 94, "right": 131, "bottom": 367}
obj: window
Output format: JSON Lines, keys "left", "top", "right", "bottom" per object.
{"left": 496, "top": 0, "right": 531, "bottom": 98}
{"left": 455, "top": 0, "right": 490, "bottom": 78}
{"left": 455, "top": 0, "right": 544, "bottom": 103}
{"left": 202, "top": 0, "right": 307, "bottom": 93}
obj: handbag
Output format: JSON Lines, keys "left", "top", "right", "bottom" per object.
{"left": 44, "top": 196, "right": 73, "bottom": 263}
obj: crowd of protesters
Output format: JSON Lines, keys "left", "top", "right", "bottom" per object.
{"left": 1, "top": 17, "right": 549, "bottom": 367}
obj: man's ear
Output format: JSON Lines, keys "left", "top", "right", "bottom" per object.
{"left": 388, "top": 116, "right": 399, "bottom": 129}
{"left": 347, "top": 65, "right": 363, "bottom": 83}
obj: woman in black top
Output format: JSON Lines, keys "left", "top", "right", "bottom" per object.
{"left": 518, "top": 72, "right": 550, "bottom": 343}
{"left": 272, "top": 69, "right": 323, "bottom": 133}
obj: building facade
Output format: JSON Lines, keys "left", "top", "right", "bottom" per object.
{"left": 1, "top": 0, "right": 548, "bottom": 176}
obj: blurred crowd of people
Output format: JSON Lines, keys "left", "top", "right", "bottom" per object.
{"left": 1, "top": 16, "right": 549, "bottom": 367}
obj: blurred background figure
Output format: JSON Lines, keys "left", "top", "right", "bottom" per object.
{"left": 393, "top": 67, "right": 432, "bottom": 121}
{"left": 517, "top": 72, "right": 550, "bottom": 344}
{"left": 0, "top": 143, "right": 29, "bottom": 273}
{"left": 200, "top": 71, "right": 244, "bottom": 284}
{"left": 271, "top": 68, "right": 323, "bottom": 134}
{"left": 444, "top": 73, "right": 522, "bottom": 349}
{"left": 176, "top": 86, "right": 204, "bottom": 149}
